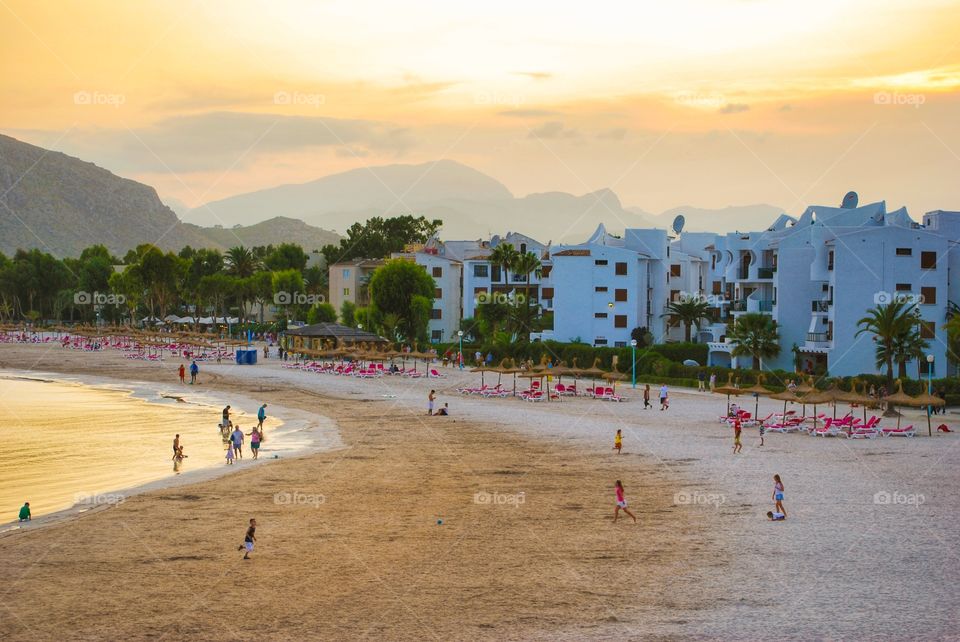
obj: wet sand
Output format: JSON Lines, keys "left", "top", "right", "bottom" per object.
{"left": 0, "top": 345, "right": 718, "bottom": 640}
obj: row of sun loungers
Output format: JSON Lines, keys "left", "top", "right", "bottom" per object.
{"left": 729, "top": 411, "right": 918, "bottom": 438}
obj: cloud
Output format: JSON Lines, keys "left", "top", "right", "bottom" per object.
{"left": 498, "top": 109, "right": 560, "bottom": 118}
{"left": 779, "top": 104, "right": 793, "bottom": 111}
{"left": 43, "top": 112, "right": 416, "bottom": 173}
{"left": 528, "top": 121, "right": 579, "bottom": 139}
{"left": 511, "top": 71, "right": 553, "bottom": 81}
{"left": 718, "top": 103, "right": 750, "bottom": 114}
{"left": 596, "top": 127, "right": 627, "bottom": 141}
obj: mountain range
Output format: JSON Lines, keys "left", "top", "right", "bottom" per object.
{"left": 186, "top": 160, "right": 786, "bottom": 242}
{"left": 2, "top": 132, "right": 790, "bottom": 257}
{"left": 0, "top": 134, "right": 339, "bottom": 257}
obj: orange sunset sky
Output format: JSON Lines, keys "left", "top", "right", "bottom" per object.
{"left": 2, "top": 0, "right": 960, "bottom": 217}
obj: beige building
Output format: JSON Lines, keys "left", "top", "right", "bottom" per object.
{"left": 327, "top": 259, "right": 386, "bottom": 315}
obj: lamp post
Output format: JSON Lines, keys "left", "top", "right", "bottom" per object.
{"left": 458, "top": 330, "right": 464, "bottom": 370}
{"left": 926, "top": 353, "right": 934, "bottom": 418}
{"left": 630, "top": 339, "right": 637, "bottom": 389}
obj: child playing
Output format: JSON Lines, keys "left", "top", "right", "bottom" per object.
{"left": 613, "top": 429, "right": 622, "bottom": 454}
{"left": 766, "top": 511, "right": 785, "bottom": 521}
{"left": 733, "top": 419, "right": 743, "bottom": 454}
{"left": 772, "top": 474, "right": 786, "bottom": 517}
{"left": 238, "top": 518, "right": 256, "bottom": 560}
{"left": 613, "top": 480, "right": 637, "bottom": 523}
{"left": 758, "top": 422, "right": 766, "bottom": 447}
{"left": 225, "top": 442, "right": 235, "bottom": 465}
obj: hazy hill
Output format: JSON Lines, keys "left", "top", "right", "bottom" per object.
{"left": 0, "top": 134, "right": 340, "bottom": 257}
{"left": 0, "top": 134, "right": 213, "bottom": 257}
{"left": 184, "top": 216, "right": 341, "bottom": 252}
{"left": 189, "top": 162, "right": 659, "bottom": 242}
{"left": 650, "top": 204, "right": 786, "bottom": 233}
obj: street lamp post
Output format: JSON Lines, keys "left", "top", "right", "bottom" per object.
{"left": 458, "top": 330, "right": 464, "bottom": 370}
{"left": 926, "top": 353, "right": 934, "bottom": 418}
{"left": 630, "top": 339, "right": 637, "bottom": 388}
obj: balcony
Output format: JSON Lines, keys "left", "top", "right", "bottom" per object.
{"left": 757, "top": 267, "right": 774, "bottom": 279}
{"left": 756, "top": 300, "right": 773, "bottom": 312}
{"left": 806, "top": 332, "right": 832, "bottom": 342}
{"left": 731, "top": 300, "right": 746, "bottom": 312}
{"left": 811, "top": 300, "right": 830, "bottom": 313}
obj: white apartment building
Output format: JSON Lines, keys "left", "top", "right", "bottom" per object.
{"left": 460, "top": 232, "right": 550, "bottom": 322}
{"left": 389, "top": 249, "right": 463, "bottom": 343}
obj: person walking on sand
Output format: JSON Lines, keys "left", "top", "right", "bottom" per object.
{"left": 247, "top": 427, "right": 261, "bottom": 460}
{"left": 698, "top": 371, "right": 706, "bottom": 392}
{"left": 709, "top": 372, "right": 717, "bottom": 392}
{"left": 225, "top": 442, "right": 235, "bottom": 465}
{"left": 428, "top": 390, "right": 436, "bottom": 416}
{"left": 238, "top": 518, "right": 256, "bottom": 559}
{"left": 172, "top": 434, "right": 180, "bottom": 460}
{"left": 772, "top": 474, "right": 786, "bottom": 517}
{"left": 189, "top": 360, "right": 199, "bottom": 384}
{"left": 257, "top": 403, "right": 267, "bottom": 430}
{"left": 758, "top": 421, "right": 766, "bottom": 447}
{"left": 643, "top": 384, "right": 652, "bottom": 409}
{"left": 231, "top": 426, "right": 245, "bottom": 459}
{"left": 613, "top": 429, "right": 623, "bottom": 454}
{"left": 659, "top": 384, "right": 669, "bottom": 411}
{"left": 18, "top": 501, "right": 31, "bottom": 522}
{"left": 613, "top": 480, "right": 637, "bottom": 523}
{"left": 222, "top": 405, "right": 232, "bottom": 428}
{"left": 178, "top": 363, "right": 185, "bottom": 384}
{"left": 733, "top": 418, "right": 743, "bottom": 454}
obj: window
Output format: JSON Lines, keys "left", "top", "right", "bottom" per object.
{"left": 431, "top": 330, "right": 443, "bottom": 342}
{"left": 473, "top": 264, "right": 489, "bottom": 278}
{"left": 827, "top": 251, "right": 834, "bottom": 271}
{"left": 520, "top": 243, "right": 527, "bottom": 254}
{"left": 595, "top": 259, "right": 608, "bottom": 266}
{"left": 540, "top": 265, "right": 552, "bottom": 278}
{"left": 432, "top": 266, "right": 442, "bottom": 278}
{"left": 615, "top": 289, "right": 627, "bottom": 302}
{"left": 895, "top": 283, "right": 911, "bottom": 292}
{"left": 474, "top": 287, "right": 487, "bottom": 296}
{"left": 491, "top": 265, "right": 502, "bottom": 281}
{"left": 595, "top": 286, "right": 608, "bottom": 292}
{"left": 595, "top": 338, "right": 608, "bottom": 346}
{"left": 541, "top": 287, "right": 554, "bottom": 299}
{"left": 921, "top": 251, "right": 937, "bottom": 270}
{"left": 430, "top": 308, "right": 442, "bottom": 320}
{"left": 670, "top": 264, "right": 681, "bottom": 277}
{"left": 614, "top": 341, "right": 626, "bottom": 348}
{"left": 342, "top": 268, "right": 351, "bottom": 278}
{"left": 434, "top": 288, "right": 443, "bottom": 299}
{"left": 896, "top": 248, "right": 912, "bottom": 256}
{"left": 614, "top": 315, "right": 628, "bottom": 328}
{"left": 670, "top": 289, "right": 681, "bottom": 302}
{"left": 343, "top": 288, "right": 350, "bottom": 296}
{"left": 920, "top": 320, "right": 935, "bottom": 339}
{"left": 594, "top": 312, "right": 608, "bottom": 319}
{"left": 615, "top": 262, "right": 628, "bottom": 275}
{"left": 712, "top": 281, "right": 722, "bottom": 295}
{"left": 921, "top": 287, "right": 937, "bottom": 305}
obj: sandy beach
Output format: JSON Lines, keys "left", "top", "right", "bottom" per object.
{"left": 1, "top": 343, "right": 958, "bottom": 640}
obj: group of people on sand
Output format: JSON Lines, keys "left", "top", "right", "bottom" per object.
{"left": 612, "top": 429, "right": 788, "bottom": 524}
{"left": 222, "top": 403, "right": 268, "bottom": 464}
{"left": 641, "top": 384, "right": 671, "bottom": 410}
{"left": 427, "top": 390, "right": 450, "bottom": 416}
{"left": 178, "top": 361, "right": 200, "bottom": 385}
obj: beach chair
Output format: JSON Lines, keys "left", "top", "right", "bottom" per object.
{"left": 813, "top": 418, "right": 840, "bottom": 437}
{"left": 881, "top": 424, "right": 916, "bottom": 437}
{"left": 429, "top": 369, "right": 444, "bottom": 378}
{"left": 848, "top": 426, "right": 880, "bottom": 439}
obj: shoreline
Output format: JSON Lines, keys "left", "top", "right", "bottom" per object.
{"left": 0, "top": 367, "right": 342, "bottom": 536}
{"left": 1, "top": 342, "right": 958, "bottom": 640}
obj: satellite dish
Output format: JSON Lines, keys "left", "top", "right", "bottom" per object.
{"left": 672, "top": 214, "right": 686, "bottom": 235}
{"left": 841, "top": 191, "right": 858, "bottom": 209}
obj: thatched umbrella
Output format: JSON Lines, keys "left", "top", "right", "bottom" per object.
{"left": 769, "top": 389, "right": 802, "bottom": 420}
{"left": 911, "top": 389, "right": 946, "bottom": 436}
{"left": 470, "top": 364, "right": 496, "bottom": 387}
{"left": 742, "top": 374, "right": 773, "bottom": 421}
{"left": 882, "top": 380, "right": 915, "bottom": 429}
{"left": 601, "top": 368, "right": 628, "bottom": 394}
{"left": 578, "top": 358, "right": 606, "bottom": 395}
{"left": 837, "top": 380, "right": 878, "bottom": 422}
{"left": 713, "top": 372, "right": 742, "bottom": 413}
{"left": 800, "top": 386, "right": 836, "bottom": 430}
{"left": 495, "top": 359, "right": 522, "bottom": 396}
{"left": 518, "top": 369, "right": 550, "bottom": 401}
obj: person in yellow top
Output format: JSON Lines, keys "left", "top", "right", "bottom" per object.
{"left": 613, "top": 429, "right": 623, "bottom": 454}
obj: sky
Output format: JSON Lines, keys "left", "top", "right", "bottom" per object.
{"left": 2, "top": 0, "right": 960, "bottom": 218}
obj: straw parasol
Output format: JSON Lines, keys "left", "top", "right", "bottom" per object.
{"left": 601, "top": 367, "right": 628, "bottom": 394}
{"left": 494, "top": 358, "right": 522, "bottom": 395}
{"left": 911, "top": 388, "right": 946, "bottom": 436}
{"left": 882, "top": 380, "right": 915, "bottom": 429}
{"left": 799, "top": 385, "right": 834, "bottom": 430}
{"left": 741, "top": 374, "right": 773, "bottom": 421}
{"left": 769, "top": 388, "right": 802, "bottom": 420}
{"left": 713, "top": 372, "right": 742, "bottom": 413}
{"left": 837, "top": 380, "right": 878, "bottom": 422}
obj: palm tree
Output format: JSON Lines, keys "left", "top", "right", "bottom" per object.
{"left": 856, "top": 300, "right": 917, "bottom": 387}
{"left": 662, "top": 298, "right": 712, "bottom": 342}
{"left": 488, "top": 243, "right": 519, "bottom": 289}
{"left": 727, "top": 313, "right": 780, "bottom": 370}
{"left": 892, "top": 325, "right": 928, "bottom": 379}
{"left": 511, "top": 251, "right": 542, "bottom": 339}
{"left": 225, "top": 246, "right": 260, "bottom": 278}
